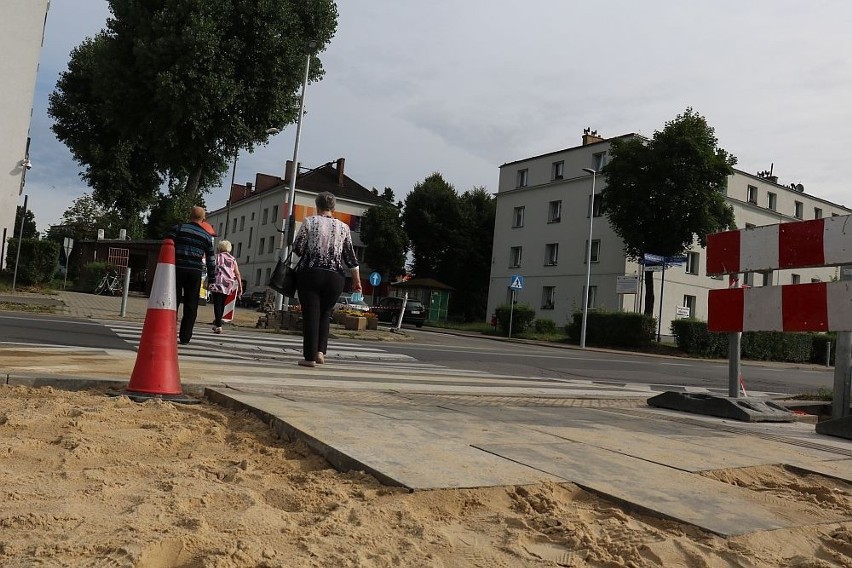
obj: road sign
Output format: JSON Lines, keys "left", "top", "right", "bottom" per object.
{"left": 643, "top": 253, "right": 664, "bottom": 264}
{"left": 665, "top": 255, "right": 687, "bottom": 266}
{"left": 509, "top": 275, "right": 524, "bottom": 290}
{"left": 644, "top": 264, "right": 665, "bottom": 272}
{"left": 369, "top": 271, "right": 382, "bottom": 286}
{"left": 62, "top": 237, "right": 74, "bottom": 259}
{"left": 616, "top": 275, "right": 639, "bottom": 294}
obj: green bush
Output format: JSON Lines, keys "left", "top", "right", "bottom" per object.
{"left": 566, "top": 311, "right": 656, "bottom": 348}
{"left": 533, "top": 318, "right": 557, "bottom": 333}
{"left": 6, "top": 238, "right": 60, "bottom": 285}
{"left": 671, "top": 319, "right": 729, "bottom": 357}
{"left": 79, "top": 261, "right": 108, "bottom": 292}
{"left": 495, "top": 303, "right": 536, "bottom": 335}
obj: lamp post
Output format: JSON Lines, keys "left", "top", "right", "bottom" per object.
{"left": 223, "top": 128, "right": 279, "bottom": 239}
{"left": 580, "top": 167, "right": 598, "bottom": 349}
{"left": 275, "top": 40, "right": 318, "bottom": 311}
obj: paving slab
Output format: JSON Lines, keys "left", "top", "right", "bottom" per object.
{"left": 477, "top": 441, "right": 851, "bottom": 537}
{"left": 787, "top": 459, "right": 852, "bottom": 483}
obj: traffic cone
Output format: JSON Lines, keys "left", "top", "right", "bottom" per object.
{"left": 124, "top": 238, "right": 197, "bottom": 403}
{"left": 222, "top": 289, "right": 237, "bottom": 323}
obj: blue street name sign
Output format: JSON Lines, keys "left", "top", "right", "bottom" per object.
{"left": 369, "top": 272, "right": 382, "bottom": 286}
{"left": 509, "top": 275, "right": 524, "bottom": 290}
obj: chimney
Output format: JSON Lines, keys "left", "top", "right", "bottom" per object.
{"left": 336, "top": 158, "right": 345, "bottom": 186}
{"left": 582, "top": 132, "right": 604, "bottom": 145}
{"left": 246, "top": 182, "right": 253, "bottom": 193}
{"left": 119, "top": 228, "right": 127, "bottom": 240}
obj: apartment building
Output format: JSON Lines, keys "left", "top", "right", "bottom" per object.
{"left": 487, "top": 132, "right": 852, "bottom": 336}
{"left": 0, "top": 0, "right": 50, "bottom": 267}
{"left": 206, "top": 158, "right": 386, "bottom": 291}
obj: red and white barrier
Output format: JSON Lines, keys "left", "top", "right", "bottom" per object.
{"left": 222, "top": 289, "right": 237, "bottom": 322}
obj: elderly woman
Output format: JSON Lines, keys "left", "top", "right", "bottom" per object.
{"left": 292, "top": 191, "right": 362, "bottom": 367}
{"left": 208, "top": 239, "right": 242, "bottom": 334}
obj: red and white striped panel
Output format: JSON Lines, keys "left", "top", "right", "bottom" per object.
{"left": 708, "top": 280, "right": 852, "bottom": 332}
{"left": 222, "top": 289, "right": 237, "bottom": 323}
{"left": 706, "top": 214, "right": 852, "bottom": 276}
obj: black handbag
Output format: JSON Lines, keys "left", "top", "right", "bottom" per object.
{"left": 269, "top": 251, "right": 300, "bottom": 297}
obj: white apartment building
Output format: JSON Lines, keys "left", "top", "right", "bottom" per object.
{"left": 487, "top": 132, "right": 852, "bottom": 337}
{"left": 0, "top": 0, "right": 50, "bottom": 267}
{"left": 206, "top": 158, "right": 385, "bottom": 290}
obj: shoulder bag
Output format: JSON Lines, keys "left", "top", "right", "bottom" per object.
{"left": 269, "top": 251, "right": 301, "bottom": 297}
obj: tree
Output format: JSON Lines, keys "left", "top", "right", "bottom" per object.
{"left": 359, "top": 203, "right": 407, "bottom": 282}
{"left": 601, "top": 108, "right": 736, "bottom": 316}
{"left": 402, "top": 173, "right": 464, "bottom": 279}
{"left": 451, "top": 187, "right": 495, "bottom": 321}
{"left": 14, "top": 206, "right": 38, "bottom": 239}
{"left": 55, "top": 194, "right": 142, "bottom": 241}
{"left": 49, "top": 0, "right": 339, "bottom": 213}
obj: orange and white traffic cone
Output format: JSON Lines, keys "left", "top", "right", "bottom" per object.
{"left": 124, "top": 238, "right": 197, "bottom": 403}
{"left": 222, "top": 289, "right": 237, "bottom": 323}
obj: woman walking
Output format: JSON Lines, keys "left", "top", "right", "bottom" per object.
{"left": 293, "top": 191, "right": 361, "bottom": 367}
{"left": 208, "top": 240, "right": 242, "bottom": 334}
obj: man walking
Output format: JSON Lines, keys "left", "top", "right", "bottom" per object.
{"left": 165, "top": 206, "right": 215, "bottom": 344}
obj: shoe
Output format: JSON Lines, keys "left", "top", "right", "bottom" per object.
{"left": 298, "top": 360, "right": 316, "bottom": 368}
{"left": 213, "top": 327, "right": 222, "bottom": 334}
{"left": 179, "top": 339, "right": 190, "bottom": 345}
{"left": 316, "top": 352, "right": 325, "bottom": 364}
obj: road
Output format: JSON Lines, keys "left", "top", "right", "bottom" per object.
{"left": 0, "top": 313, "right": 833, "bottom": 395}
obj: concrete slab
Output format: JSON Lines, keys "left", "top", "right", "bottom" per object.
{"left": 478, "top": 441, "right": 851, "bottom": 537}
{"left": 786, "top": 459, "right": 852, "bottom": 484}
{"left": 206, "top": 389, "right": 559, "bottom": 490}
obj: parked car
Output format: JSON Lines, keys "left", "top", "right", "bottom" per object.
{"left": 238, "top": 287, "right": 268, "bottom": 308}
{"left": 334, "top": 293, "right": 370, "bottom": 313}
{"left": 372, "top": 297, "right": 426, "bottom": 328}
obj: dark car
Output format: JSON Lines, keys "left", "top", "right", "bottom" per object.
{"left": 238, "top": 287, "right": 268, "bottom": 308}
{"left": 372, "top": 297, "right": 426, "bottom": 328}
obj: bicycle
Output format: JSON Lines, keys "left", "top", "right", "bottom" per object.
{"left": 94, "top": 270, "right": 122, "bottom": 296}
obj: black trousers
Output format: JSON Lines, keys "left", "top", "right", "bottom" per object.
{"left": 211, "top": 292, "right": 227, "bottom": 327}
{"left": 296, "top": 268, "right": 344, "bottom": 361}
{"left": 175, "top": 268, "right": 202, "bottom": 343}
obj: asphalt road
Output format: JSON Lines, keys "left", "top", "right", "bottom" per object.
{"left": 0, "top": 313, "right": 834, "bottom": 396}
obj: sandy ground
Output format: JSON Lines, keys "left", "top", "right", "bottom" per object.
{"left": 1, "top": 385, "right": 851, "bottom": 568}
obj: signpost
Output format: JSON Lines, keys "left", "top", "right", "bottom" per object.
{"left": 508, "top": 275, "right": 524, "bottom": 338}
{"left": 642, "top": 253, "right": 687, "bottom": 341}
{"left": 62, "top": 237, "right": 74, "bottom": 290}
{"left": 369, "top": 271, "right": 381, "bottom": 305}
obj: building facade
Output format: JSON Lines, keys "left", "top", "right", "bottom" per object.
{"left": 0, "top": 0, "right": 50, "bottom": 267}
{"left": 487, "top": 132, "right": 852, "bottom": 337}
{"left": 206, "top": 158, "right": 387, "bottom": 292}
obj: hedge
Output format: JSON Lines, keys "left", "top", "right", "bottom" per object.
{"left": 566, "top": 311, "right": 656, "bottom": 348}
{"left": 6, "top": 238, "right": 60, "bottom": 285}
{"left": 494, "top": 303, "right": 536, "bottom": 335}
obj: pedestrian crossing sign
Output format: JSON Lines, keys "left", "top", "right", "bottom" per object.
{"left": 509, "top": 275, "right": 524, "bottom": 290}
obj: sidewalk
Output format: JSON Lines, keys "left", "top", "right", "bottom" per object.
{"left": 1, "top": 289, "right": 851, "bottom": 537}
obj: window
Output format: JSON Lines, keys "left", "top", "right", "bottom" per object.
{"left": 239, "top": 215, "right": 245, "bottom": 231}
{"left": 551, "top": 161, "right": 564, "bottom": 180}
{"left": 588, "top": 193, "right": 603, "bottom": 217}
{"left": 791, "top": 274, "right": 801, "bottom": 285}
{"left": 259, "top": 237, "right": 265, "bottom": 254}
{"left": 760, "top": 271, "right": 772, "bottom": 286}
{"left": 236, "top": 242, "right": 242, "bottom": 257}
{"left": 517, "top": 169, "right": 528, "bottom": 187}
{"left": 218, "top": 223, "right": 223, "bottom": 236}
{"left": 592, "top": 152, "right": 607, "bottom": 171}
{"left": 262, "top": 208, "right": 269, "bottom": 225}
{"left": 268, "top": 239, "right": 275, "bottom": 254}
{"left": 272, "top": 205, "right": 279, "bottom": 223}
{"left": 250, "top": 212, "right": 255, "bottom": 221}
{"left": 545, "top": 243, "right": 559, "bottom": 266}
{"left": 248, "top": 227, "right": 253, "bottom": 247}
{"left": 265, "top": 267, "right": 271, "bottom": 285}
{"left": 232, "top": 218, "right": 237, "bottom": 233}
{"left": 745, "top": 223, "right": 756, "bottom": 229}
{"left": 811, "top": 277, "right": 821, "bottom": 283}
{"left": 767, "top": 192, "right": 777, "bottom": 211}
{"left": 747, "top": 185, "right": 757, "bottom": 204}
{"left": 794, "top": 201, "right": 803, "bottom": 219}
{"left": 685, "top": 252, "right": 700, "bottom": 275}
{"left": 512, "top": 206, "right": 525, "bottom": 228}
{"left": 255, "top": 268, "right": 261, "bottom": 286}
{"left": 584, "top": 239, "right": 600, "bottom": 263}
{"left": 542, "top": 286, "right": 555, "bottom": 310}
{"left": 582, "top": 285, "right": 598, "bottom": 309}
{"left": 548, "top": 200, "right": 562, "bottom": 223}
{"left": 682, "top": 295, "right": 696, "bottom": 317}
{"left": 350, "top": 216, "right": 362, "bottom": 232}
{"left": 510, "top": 246, "right": 522, "bottom": 267}
{"left": 743, "top": 272, "right": 754, "bottom": 287}
{"left": 814, "top": 207, "right": 823, "bottom": 219}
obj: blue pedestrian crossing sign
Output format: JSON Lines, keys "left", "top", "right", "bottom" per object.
{"left": 369, "top": 272, "right": 382, "bottom": 286}
{"left": 509, "top": 275, "right": 524, "bottom": 290}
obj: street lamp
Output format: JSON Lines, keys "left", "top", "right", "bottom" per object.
{"left": 275, "top": 40, "right": 319, "bottom": 311}
{"left": 580, "top": 167, "right": 598, "bottom": 349}
{"left": 223, "top": 127, "right": 280, "bottom": 239}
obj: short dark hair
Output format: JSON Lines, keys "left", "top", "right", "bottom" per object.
{"left": 315, "top": 191, "right": 336, "bottom": 212}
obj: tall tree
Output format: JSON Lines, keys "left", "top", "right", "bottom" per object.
{"left": 601, "top": 108, "right": 736, "bottom": 316}
{"left": 451, "top": 187, "right": 495, "bottom": 321}
{"left": 359, "top": 203, "right": 407, "bottom": 282}
{"left": 49, "top": 0, "right": 339, "bottom": 213}
{"left": 54, "top": 194, "right": 143, "bottom": 241}
{"left": 402, "top": 173, "right": 463, "bottom": 279}
{"left": 14, "top": 206, "right": 38, "bottom": 239}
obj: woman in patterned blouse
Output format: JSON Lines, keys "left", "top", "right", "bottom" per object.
{"left": 292, "top": 192, "right": 362, "bottom": 367}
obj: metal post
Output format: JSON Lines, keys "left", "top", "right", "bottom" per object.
{"left": 396, "top": 292, "right": 408, "bottom": 331}
{"left": 657, "top": 263, "right": 666, "bottom": 342}
{"left": 508, "top": 290, "right": 515, "bottom": 339}
{"left": 833, "top": 267, "right": 852, "bottom": 418}
{"left": 120, "top": 267, "right": 132, "bottom": 317}
{"left": 826, "top": 340, "right": 832, "bottom": 368}
{"left": 728, "top": 332, "right": 742, "bottom": 398}
{"left": 275, "top": 44, "right": 316, "bottom": 312}
{"left": 580, "top": 168, "right": 597, "bottom": 349}
{"left": 11, "top": 195, "right": 27, "bottom": 291}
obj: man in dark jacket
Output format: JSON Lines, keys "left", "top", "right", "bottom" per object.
{"left": 165, "top": 206, "right": 216, "bottom": 344}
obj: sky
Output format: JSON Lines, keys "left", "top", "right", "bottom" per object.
{"left": 24, "top": 0, "right": 852, "bottom": 233}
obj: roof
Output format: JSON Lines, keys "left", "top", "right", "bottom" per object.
{"left": 391, "top": 277, "right": 454, "bottom": 291}
{"left": 297, "top": 162, "right": 388, "bottom": 207}
{"left": 500, "top": 133, "right": 641, "bottom": 168}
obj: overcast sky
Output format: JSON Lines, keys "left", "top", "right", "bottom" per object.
{"left": 25, "top": 0, "right": 852, "bottom": 233}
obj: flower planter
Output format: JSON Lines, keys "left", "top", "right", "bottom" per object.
{"left": 281, "top": 311, "right": 302, "bottom": 331}
{"left": 343, "top": 315, "right": 366, "bottom": 331}
{"left": 365, "top": 317, "right": 378, "bottom": 331}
